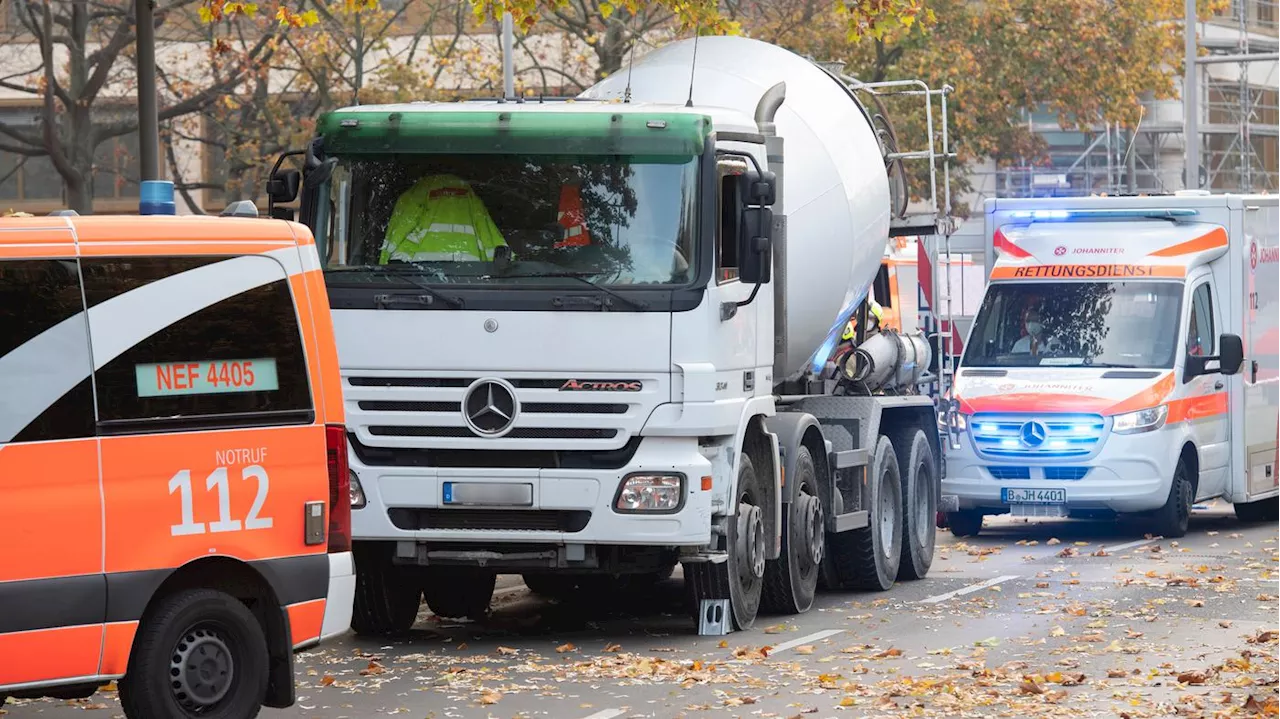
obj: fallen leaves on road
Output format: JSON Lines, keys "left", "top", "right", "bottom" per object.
{"left": 555, "top": 642, "right": 577, "bottom": 653}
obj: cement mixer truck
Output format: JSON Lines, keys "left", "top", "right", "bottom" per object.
{"left": 263, "top": 35, "right": 955, "bottom": 633}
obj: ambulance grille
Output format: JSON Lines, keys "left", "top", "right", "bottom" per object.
{"left": 970, "top": 413, "right": 1106, "bottom": 460}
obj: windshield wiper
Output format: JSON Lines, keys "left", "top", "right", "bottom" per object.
{"left": 492, "top": 271, "right": 650, "bottom": 311}
{"left": 327, "top": 265, "right": 463, "bottom": 309}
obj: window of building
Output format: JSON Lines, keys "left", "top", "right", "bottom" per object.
{"left": 0, "top": 259, "right": 96, "bottom": 443}
{"left": 0, "top": 105, "right": 145, "bottom": 209}
{"left": 81, "top": 256, "right": 313, "bottom": 433}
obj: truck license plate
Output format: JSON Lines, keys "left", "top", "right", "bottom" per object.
{"left": 1001, "top": 488, "right": 1066, "bottom": 505}
{"left": 442, "top": 482, "right": 533, "bottom": 506}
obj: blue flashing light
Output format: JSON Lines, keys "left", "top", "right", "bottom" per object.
{"left": 140, "top": 180, "right": 176, "bottom": 216}
{"left": 1007, "top": 208, "right": 1200, "bottom": 222}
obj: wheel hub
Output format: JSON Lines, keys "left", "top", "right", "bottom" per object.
{"left": 737, "top": 504, "right": 766, "bottom": 580}
{"left": 170, "top": 627, "right": 234, "bottom": 710}
{"left": 798, "top": 493, "right": 825, "bottom": 566}
{"left": 878, "top": 475, "right": 896, "bottom": 557}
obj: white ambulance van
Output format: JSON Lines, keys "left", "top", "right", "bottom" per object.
{"left": 940, "top": 193, "right": 1278, "bottom": 538}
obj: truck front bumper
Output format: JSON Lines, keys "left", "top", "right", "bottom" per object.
{"left": 349, "top": 436, "right": 714, "bottom": 549}
{"left": 941, "top": 427, "right": 1179, "bottom": 514}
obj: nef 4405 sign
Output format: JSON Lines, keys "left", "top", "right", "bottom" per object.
{"left": 136, "top": 358, "right": 280, "bottom": 397}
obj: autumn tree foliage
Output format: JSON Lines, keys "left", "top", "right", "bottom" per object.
{"left": 0, "top": 0, "right": 281, "bottom": 213}
{"left": 730, "top": 0, "right": 1226, "bottom": 212}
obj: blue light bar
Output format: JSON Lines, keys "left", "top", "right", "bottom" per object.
{"left": 1007, "top": 208, "right": 1200, "bottom": 221}
{"left": 140, "top": 180, "right": 176, "bottom": 216}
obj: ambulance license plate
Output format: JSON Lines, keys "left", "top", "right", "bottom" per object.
{"left": 1001, "top": 488, "right": 1066, "bottom": 505}
{"left": 443, "top": 482, "right": 533, "bottom": 507}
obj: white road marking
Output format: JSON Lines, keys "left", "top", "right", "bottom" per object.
{"left": 1100, "top": 538, "right": 1162, "bottom": 553}
{"left": 919, "top": 575, "right": 1019, "bottom": 604}
{"left": 767, "top": 628, "right": 845, "bottom": 654}
{"left": 579, "top": 710, "right": 627, "bottom": 719}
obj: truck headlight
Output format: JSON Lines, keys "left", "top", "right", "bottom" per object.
{"left": 350, "top": 470, "right": 367, "bottom": 509}
{"left": 1112, "top": 405, "right": 1168, "bottom": 435}
{"left": 614, "top": 474, "right": 684, "bottom": 512}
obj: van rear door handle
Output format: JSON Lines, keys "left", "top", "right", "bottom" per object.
{"left": 1214, "top": 380, "right": 1224, "bottom": 391}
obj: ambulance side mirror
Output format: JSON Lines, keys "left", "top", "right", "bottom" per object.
{"left": 1217, "top": 334, "right": 1244, "bottom": 376}
{"left": 1184, "top": 332, "right": 1244, "bottom": 381}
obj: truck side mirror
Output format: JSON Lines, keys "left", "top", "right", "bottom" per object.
{"left": 738, "top": 170, "right": 776, "bottom": 206}
{"left": 1218, "top": 333, "right": 1244, "bottom": 376}
{"left": 737, "top": 206, "right": 773, "bottom": 284}
{"left": 266, "top": 168, "right": 300, "bottom": 204}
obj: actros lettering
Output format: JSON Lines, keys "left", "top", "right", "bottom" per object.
{"left": 169, "top": 465, "right": 273, "bottom": 536}
{"left": 559, "top": 379, "right": 643, "bottom": 392}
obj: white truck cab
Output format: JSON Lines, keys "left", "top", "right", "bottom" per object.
{"left": 941, "top": 194, "right": 1279, "bottom": 538}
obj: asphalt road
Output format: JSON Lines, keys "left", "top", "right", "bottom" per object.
{"left": 6, "top": 504, "right": 1278, "bottom": 719}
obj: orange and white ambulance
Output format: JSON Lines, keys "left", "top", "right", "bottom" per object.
{"left": 941, "top": 193, "right": 1279, "bottom": 538}
{"left": 0, "top": 195, "right": 354, "bottom": 718}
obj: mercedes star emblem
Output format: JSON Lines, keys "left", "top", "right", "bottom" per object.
{"left": 1019, "top": 420, "right": 1048, "bottom": 447}
{"left": 463, "top": 379, "right": 518, "bottom": 436}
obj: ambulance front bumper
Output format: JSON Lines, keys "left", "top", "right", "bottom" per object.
{"left": 941, "top": 424, "right": 1179, "bottom": 514}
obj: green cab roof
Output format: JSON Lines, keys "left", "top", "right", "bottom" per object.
{"left": 316, "top": 108, "right": 712, "bottom": 157}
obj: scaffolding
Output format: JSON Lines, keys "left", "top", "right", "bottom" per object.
{"left": 965, "top": 0, "right": 1277, "bottom": 204}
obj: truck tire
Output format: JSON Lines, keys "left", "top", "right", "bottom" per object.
{"left": 423, "top": 568, "right": 495, "bottom": 621}
{"left": 1234, "top": 496, "right": 1279, "bottom": 523}
{"left": 521, "top": 573, "right": 578, "bottom": 601}
{"left": 822, "top": 435, "right": 903, "bottom": 591}
{"left": 685, "top": 452, "right": 765, "bottom": 630}
{"left": 1151, "top": 461, "right": 1193, "bottom": 539}
{"left": 762, "top": 444, "right": 823, "bottom": 614}
{"left": 351, "top": 544, "right": 422, "bottom": 636}
{"left": 893, "top": 428, "right": 936, "bottom": 580}
{"left": 946, "top": 510, "right": 983, "bottom": 538}
{"left": 118, "top": 588, "right": 268, "bottom": 719}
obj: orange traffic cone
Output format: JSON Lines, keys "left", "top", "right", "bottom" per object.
{"left": 554, "top": 184, "right": 591, "bottom": 248}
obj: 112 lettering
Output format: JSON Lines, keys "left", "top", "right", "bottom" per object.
{"left": 169, "top": 465, "right": 273, "bottom": 536}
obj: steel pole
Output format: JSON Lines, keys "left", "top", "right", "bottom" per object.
{"left": 1183, "top": 0, "right": 1199, "bottom": 189}
{"left": 501, "top": 12, "right": 514, "bottom": 99}
{"left": 136, "top": 0, "right": 160, "bottom": 181}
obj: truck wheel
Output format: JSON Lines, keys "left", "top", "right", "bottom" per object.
{"left": 423, "top": 568, "right": 495, "bottom": 621}
{"left": 946, "top": 511, "right": 983, "bottom": 538}
{"left": 351, "top": 544, "right": 422, "bottom": 636}
{"left": 118, "top": 588, "right": 268, "bottom": 719}
{"left": 685, "top": 452, "right": 765, "bottom": 631}
{"left": 822, "top": 435, "right": 903, "bottom": 591}
{"left": 1151, "top": 461, "right": 1193, "bottom": 539}
{"left": 894, "top": 428, "right": 936, "bottom": 580}
{"left": 1234, "top": 496, "right": 1279, "bottom": 523}
{"left": 762, "top": 444, "right": 823, "bottom": 614}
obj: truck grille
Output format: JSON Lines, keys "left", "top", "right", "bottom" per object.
{"left": 388, "top": 508, "right": 591, "bottom": 532}
{"left": 970, "top": 413, "right": 1106, "bottom": 460}
{"left": 345, "top": 372, "right": 657, "bottom": 451}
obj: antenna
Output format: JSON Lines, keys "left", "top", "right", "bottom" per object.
{"left": 685, "top": 25, "right": 700, "bottom": 108}
{"left": 623, "top": 10, "right": 640, "bottom": 103}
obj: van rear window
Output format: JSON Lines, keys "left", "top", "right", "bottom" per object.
{"left": 83, "top": 256, "right": 313, "bottom": 432}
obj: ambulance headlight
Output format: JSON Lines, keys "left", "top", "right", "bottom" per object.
{"left": 349, "top": 470, "right": 367, "bottom": 509}
{"left": 1112, "top": 405, "right": 1168, "bottom": 435}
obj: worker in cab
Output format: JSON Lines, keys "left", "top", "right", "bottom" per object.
{"left": 380, "top": 174, "right": 508, "bottom": 263}
{"left": 1012, "top": 305, "right": 1061, "bottom": 356}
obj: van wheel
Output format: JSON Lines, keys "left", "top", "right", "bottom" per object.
{"left": 946, "top": 510, "right": 983, "bottom": 538}
{"left": 351, "top": 544, "right": 422, "bottom": 636}
{"left": 423, "top": 568, "right": 495, "bottom": 620}
{"left": 1233, "top": 496, "right": 1279, "bottom": 523}
{"left": 1151, "top": 461, "right": 1193, "bottom": 539}
{"left": 893, "top": 428, "right": 936, "bottom": 580}
{"left": 119, "top": 589, "right": 268, "bottom": 719}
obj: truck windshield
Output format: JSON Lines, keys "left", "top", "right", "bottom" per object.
{"left": 962, "top": 281, "right": 1184, "bottom": 369}
{"left": 318, "top": 153, "right": 698, "bottom": 287}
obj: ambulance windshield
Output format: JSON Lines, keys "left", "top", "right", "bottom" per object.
{"left": 317, "top": 153, "right": 698, "bottom": 287}
{"left": 962, "top": 281, "right": 1184, "bottom": 368}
